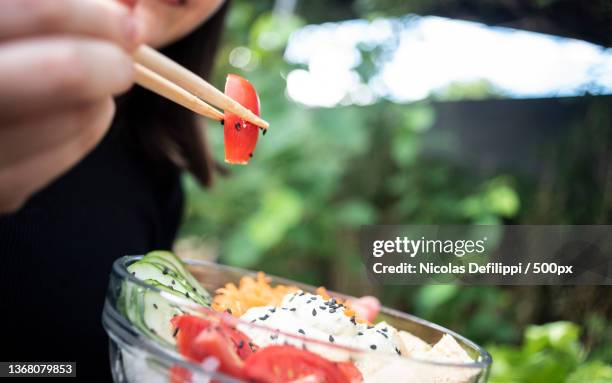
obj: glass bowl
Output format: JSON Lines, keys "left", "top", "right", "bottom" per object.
{"left": 103, "top": 256, "right": 491, "bottom": 383}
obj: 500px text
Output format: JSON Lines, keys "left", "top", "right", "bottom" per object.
{"left": 372, "top": 262, "right": 574, "bottom": 276}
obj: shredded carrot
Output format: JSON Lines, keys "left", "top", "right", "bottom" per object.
{"left": 316, "top": 287, "right": 331, "bottom": 300}
{"left": 212, "top": 272, "right": 363, "bottom": 321}
{"left": 212, "top": 272, "right": 299, "bottom": 317}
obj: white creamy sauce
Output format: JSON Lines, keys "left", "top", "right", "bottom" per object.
{"left": 239, "top": 291, "right": 405, "bottom": 363}
{"left": 238, "top": 291, "right": 476, "bottom": 382}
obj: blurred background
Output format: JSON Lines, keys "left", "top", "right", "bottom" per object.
{"left": 176, "top": 1, "right": 612, "bottom": 381}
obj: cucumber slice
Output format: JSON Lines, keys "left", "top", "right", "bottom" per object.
{"left": 120, "top": 251, "right": 213, "bottom": 347}
{"left": 127, "top": 261, "right": 206, "bottom": 305}
{"left": 143, "top": 251, "right": 211, "bottom": 305}
{"left": 139, "top": 282, "right": 184, "bottom": 345}
{"left": 123, "top": 280, "right": 187, "bottom": 346}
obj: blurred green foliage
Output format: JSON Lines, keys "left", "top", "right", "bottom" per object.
{"left": 489, "top": 322, "right": 612, "bottom": 383}
{"left": 179, "top": 1, "right": 611, "bottom": 380}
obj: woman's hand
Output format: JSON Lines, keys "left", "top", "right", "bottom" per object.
{"left": 0, "top": 0, "right": 141, "bottom": 213}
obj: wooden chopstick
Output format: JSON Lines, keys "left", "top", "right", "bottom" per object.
{"left": 133, "top": 45, "right": 269, "bottom": 130}
{"left": 134, "top": 63, "right": 224, "bottom": 121}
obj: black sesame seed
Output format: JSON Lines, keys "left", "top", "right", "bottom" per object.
{"left": 290, "top": 308, "right": 297, "bottom": 312}
{"left": 269, "top": 308, "right": 276, "bottom": 313}
{"left": 235, "top": 122, "right": 241, "bottom": 131}
{"left": 131, "top": 271, "right": 136, "bottom": 276}
{"left": 172, "top": 328, "right": 179, "bottom": 337}
{"left": 358, "top": 332, "right": 363, "bottom": 336}
{"left": 153, "top": 304, "right": 158, "bottom": 310}
{"left": 192, "top": 287, "right": 197, "bottom": 292}
{"left": 367, "top": 325, "right": 374, "bottom": 329}
{"left": 329, "top": 335, "right": 335, "bottom": 343}
{"left": 312, "top": 308, "right": 317, "bottom": 316}
{"left": 319, "top": 306, "right": 327, "bottom": 310}
{"left": 226, "top": 309, "right": 232, "bottom": 314}
{"left": 220, "top": 119, "right": 224, "bottom": 126}
{"left": 249, "top": 342, "right": 255, "bottom": 351}
{"left": 262, "top": 129, "right": 267, "bottom": 136}
{"left": 171, "top": 280, "right": 176, "bottom": 285}
{"left": 381, "top": 327, "right": 388, "bottom": 332}
{"left": 162, "top": 267, "right": 169, "bottom": 275}
{"left": 270, "top": 333, "right": 278, "bottom": 340}
{"left": 259, "top": 315, "right": 269, "bottom": 321}
{"left": 185, "top": 292, "right": 190, "bottom": 298}
{"left": 370, "top": 344, "right": 377, "bottom": 350}
{"left": 249, "top": 153, "right": 253, "bottom": 158}
{"left": 150, "top": 328, "right": 156, "bottom": 334}
{"left": 350, "top": 316, "right": 357, "bottom": 325}
{"left": 238, "top": 340, "right": 244, "bottom": 349}
{"left": 299, "top": 292, "right": 305, "bottom": 296}
{"left": 329, "top": 309, "right": 336, "bottom": 314}
{"left": 377, "top": 330, "right": 388, "bottom": 339}
{"left": 395, "top": 347, "right": 402, "bottom": 355}
{"left": 298, "top": 329, "right": 305, "bottom": 335}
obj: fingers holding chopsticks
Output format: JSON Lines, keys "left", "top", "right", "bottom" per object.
{"left": 0, "top": 0, "right": 141, "bottom": 51}
{"left": 0, "top": 0, "right": 140, "bottom": 212}
{"left": 0, "top": 0, "right": 143, "bottom": 122}
{"left": 0, "top": 37, "right": 134, "bottom": 121}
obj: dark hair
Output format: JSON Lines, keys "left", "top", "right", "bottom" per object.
{"left": 114, "top": 2, "right": 229, "bottom": 186}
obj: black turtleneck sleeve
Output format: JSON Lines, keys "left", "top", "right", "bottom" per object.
{"left": 0, "top": 120, "right": 183, "bottom": 381}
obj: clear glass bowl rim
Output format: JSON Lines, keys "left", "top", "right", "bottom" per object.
{"left": 103, "top": 255, "right": 492, "bottom": 378}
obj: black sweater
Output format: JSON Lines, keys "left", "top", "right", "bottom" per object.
{"left": 0, "top": 120, "right": 183, "bottom": 381}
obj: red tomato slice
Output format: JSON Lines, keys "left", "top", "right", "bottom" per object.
{"left": 171, "top": 314, "right": 254, "bottom": 380}
{"left": 172, "top": 314, "right": 255, "bottom": 361}
{"left": 335, "top": 361, "right": 363, "bottom": 383}
{"left": 169, "top": 366, "right": 192, "bottom": 383}
{"left": 244, "top": 345, "right": 350, "bottom": 383}
{"left": 171, "top": 315, "right": 212, "bottom": 359}
{"left": 192, "top": 328, "right": 246, "bottom": 378}
{"left": 224, "top": 74, "right": 261, "bottom": 165}
{"left": 222, "top": 324, "right": 258, "bottom": 360}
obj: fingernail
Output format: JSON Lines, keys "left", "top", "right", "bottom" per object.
{"left": 124, "top": 16, "right": 141, "bottom": 49}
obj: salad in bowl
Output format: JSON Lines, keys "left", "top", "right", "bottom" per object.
{"left": 103, "top": 251, "right": 491, "bottom": 383}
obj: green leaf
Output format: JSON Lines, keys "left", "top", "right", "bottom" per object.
{"left": 223, "top": 228, "right": 261, "bottom": 267}
{"left": 250, "top": 12, "right": 304, "bottom": 51}
{"left": 414, "top": 285, "right": 458, "bottom": 316}
{"left": 334, "top": 199, "right": 377, "bottom": 226}
{"left": 524, "top": 321, "right": 581, "bottom": 355}
{"left": 485, "top": 178, "right": 520, "bottom": 217}
{"left": 567, "top": 361, "right": 612, "bottom": 383}
{"left": 402, "top": 103, "right": 435, "bottom": 133}
{"left": 246, "top": 186, "right": 304, "bottom": 250}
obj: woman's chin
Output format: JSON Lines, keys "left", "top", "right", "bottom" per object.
{"left": 135, "top": 0, "right": 225, "bottom": 48}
